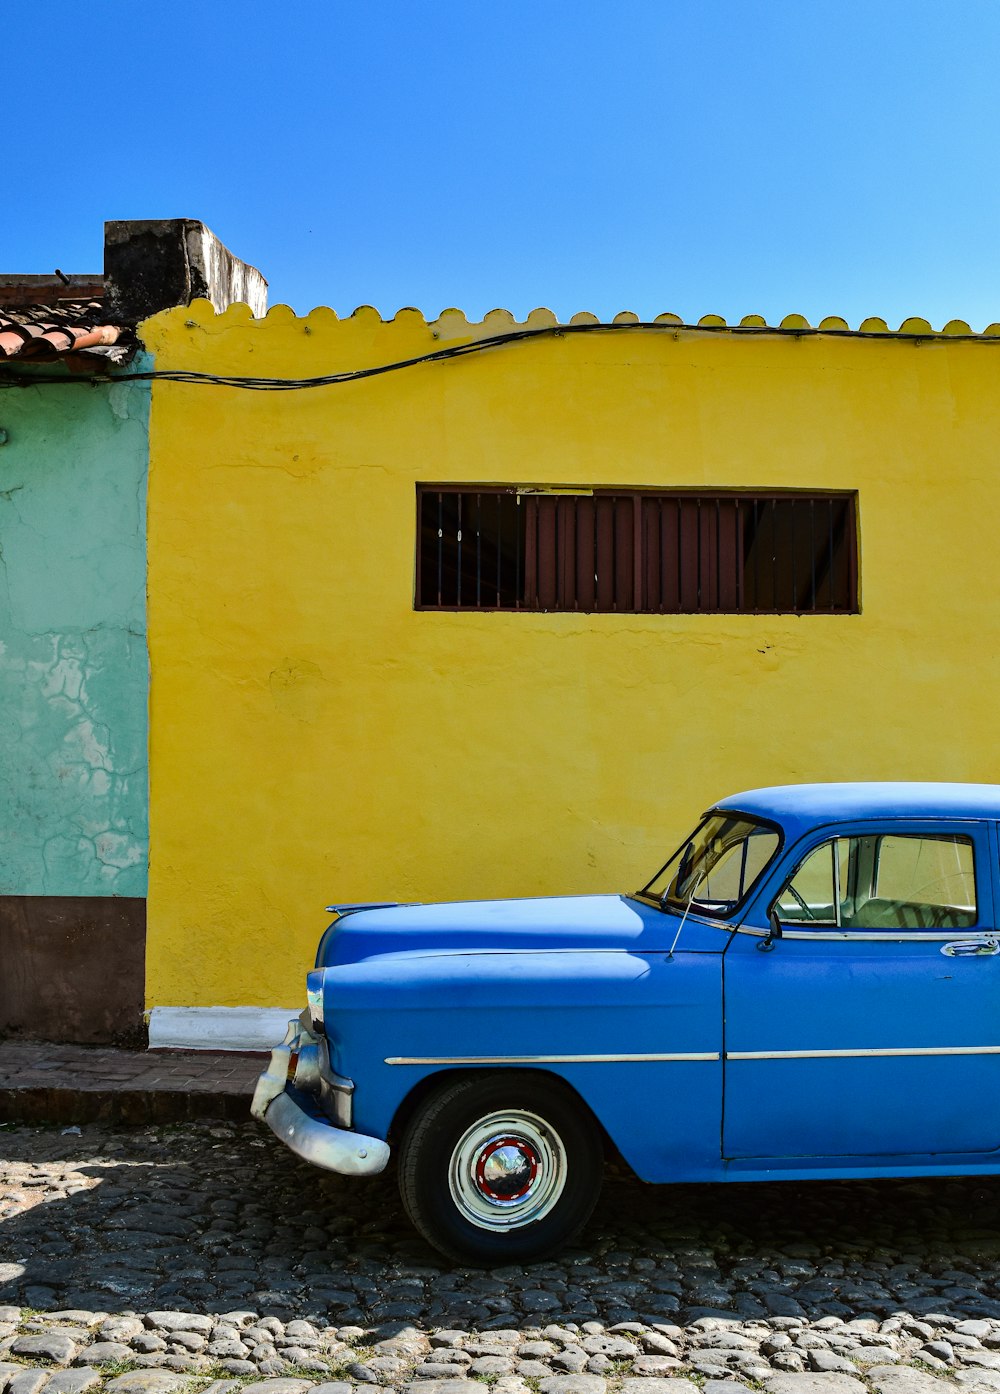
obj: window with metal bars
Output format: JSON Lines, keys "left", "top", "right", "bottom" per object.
{"left": 416, "top": 488, "right": 858, "bottom": 614}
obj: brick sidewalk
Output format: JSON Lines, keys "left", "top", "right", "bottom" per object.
{"left": 0, "top": 1038, "right": 264, "bottom": 1124}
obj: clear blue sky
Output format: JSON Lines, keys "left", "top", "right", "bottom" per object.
{"left": 6, "top": 2, "right": 1000, "bottom": 328}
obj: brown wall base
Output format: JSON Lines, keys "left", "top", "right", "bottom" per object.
{"left": 0, "top": 896, "right": 146, "bottom": 1046}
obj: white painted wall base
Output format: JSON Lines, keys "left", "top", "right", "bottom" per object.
{"left": 148, "top": 1005, "right": 297, "bottom": 1052}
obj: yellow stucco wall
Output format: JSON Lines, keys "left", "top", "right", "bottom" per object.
{"left": 143, "top": 301, "right": 1000, "bottom": 1008}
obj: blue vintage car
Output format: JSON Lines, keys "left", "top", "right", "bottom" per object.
{"left": 252, "top": 782, "right": 1000, "bottom": 1262}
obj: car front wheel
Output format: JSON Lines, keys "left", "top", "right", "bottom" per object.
{"left": 398, "top": 1071, "right": 604, "bottom": 1264}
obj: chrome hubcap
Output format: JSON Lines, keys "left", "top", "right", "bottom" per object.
{"left": 449, "top": 1109, "right": 567, "bottom": 1231}
{"left": 476, "top": 1136, "right": 539, "bottom": 1201}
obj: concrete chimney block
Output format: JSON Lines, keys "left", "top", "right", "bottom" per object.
{"left": 103, "top": 219, "right": 268, "bottom": 324}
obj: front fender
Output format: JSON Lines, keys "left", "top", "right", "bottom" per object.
{"left": 324, "top": 948, "right": 723, "bottom": 1182}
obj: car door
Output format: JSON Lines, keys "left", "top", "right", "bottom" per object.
{"left": 722, "top": 819, "right": 1000, "bottom": 1161}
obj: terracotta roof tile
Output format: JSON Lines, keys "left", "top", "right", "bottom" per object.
{"left": 0, "top": 299, "right": 136, "bottom": 368}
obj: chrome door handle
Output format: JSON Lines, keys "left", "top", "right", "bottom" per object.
{"left": 941, "top": 937, "right": 1000, "bottom": 957}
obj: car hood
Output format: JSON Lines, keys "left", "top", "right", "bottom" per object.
{"left": 316, "top": 893, "right": 727, "bottom": 966}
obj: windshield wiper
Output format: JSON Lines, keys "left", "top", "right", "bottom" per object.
{"left": 663, "top": 841, "right": 695, "bottom": 908}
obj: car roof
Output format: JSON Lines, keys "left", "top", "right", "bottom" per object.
{"left": 713, "top": 782, "right": 1000, "bottom": 837}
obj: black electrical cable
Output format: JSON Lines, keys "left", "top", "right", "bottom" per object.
{"left": 0, "top": 317, "right": 992, "bottom": 392}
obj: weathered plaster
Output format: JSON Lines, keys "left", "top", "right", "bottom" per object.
{"left": 0, "top": 356, "right": 150, "bottom": 896}
{"left": 143, "top": 302, "right": 1000, "bottom": 1008}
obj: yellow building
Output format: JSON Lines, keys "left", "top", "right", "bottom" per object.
{"left": 141, "top": 302, "right": 1000, "bottom": 1046}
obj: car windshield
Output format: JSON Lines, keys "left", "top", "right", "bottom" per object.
{"left": 638, "top": 814, "right": 781, "bottom": 918}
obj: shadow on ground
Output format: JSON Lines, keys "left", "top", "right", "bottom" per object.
{"left": 3, "top": 1120, "right": 1000, "bottom": 1325}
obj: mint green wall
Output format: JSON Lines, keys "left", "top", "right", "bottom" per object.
{"left": 0, "top": 356, "right": 150, "bottom": 896}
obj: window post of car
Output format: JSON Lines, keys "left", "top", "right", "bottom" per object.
{"left": 832, "top": 837, "right": 843, "bottom": 927}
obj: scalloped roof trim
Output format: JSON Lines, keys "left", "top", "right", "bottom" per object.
{"left": 178, "top": 298, "right": 1000, "bottom": 339}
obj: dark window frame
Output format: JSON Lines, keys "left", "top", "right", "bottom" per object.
{"left": 415, "top": 486, "right": 859, "bottom": 615}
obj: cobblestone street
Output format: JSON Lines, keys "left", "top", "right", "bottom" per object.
{"left": 4, "top": 1122, "right": 1000, "bottom": 1394}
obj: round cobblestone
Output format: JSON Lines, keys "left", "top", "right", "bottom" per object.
{"left": 4, "top": 1122, "right": 1000, "bottom": 1392}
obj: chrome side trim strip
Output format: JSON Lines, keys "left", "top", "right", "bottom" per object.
{"left": 387, "top": 1046, "right": 1000, "bottom": 1066}
{"left": 384, "top": 1052, "right": 720, "bottom": 1065}
{"left": 734, "top": 925, "right": 985, "bottom": 942}
{"left": 783, "top": 930, "right": 981, "bottom": 942}
{"left": 728, "top": 1046, "right": 1000, "bottom": 1060}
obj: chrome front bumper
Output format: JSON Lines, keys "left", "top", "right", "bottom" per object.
{"left": 251, "top": 1017, "right": 390, "bottom": 1177}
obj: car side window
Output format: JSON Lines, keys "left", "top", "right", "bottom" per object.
{"left": 774, "top": 838, "right": 849, "bottom": 926}
{"left": 774, "top": 832, "right": 978, "bottom": 931}
{"left": 865, "top": 834, "right": 976, "bottom": 929}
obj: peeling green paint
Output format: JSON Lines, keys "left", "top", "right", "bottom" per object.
{"left": 0, "top": 356, "right": 150, "bottom": 896}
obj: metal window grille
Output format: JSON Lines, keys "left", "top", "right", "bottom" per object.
{"left": 417, "top": 488, "right": 858, "bottom": 614}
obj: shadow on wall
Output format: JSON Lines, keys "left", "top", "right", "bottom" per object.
{"left": 2, "top": 1120, "right": 1000, "bottom": 1325}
